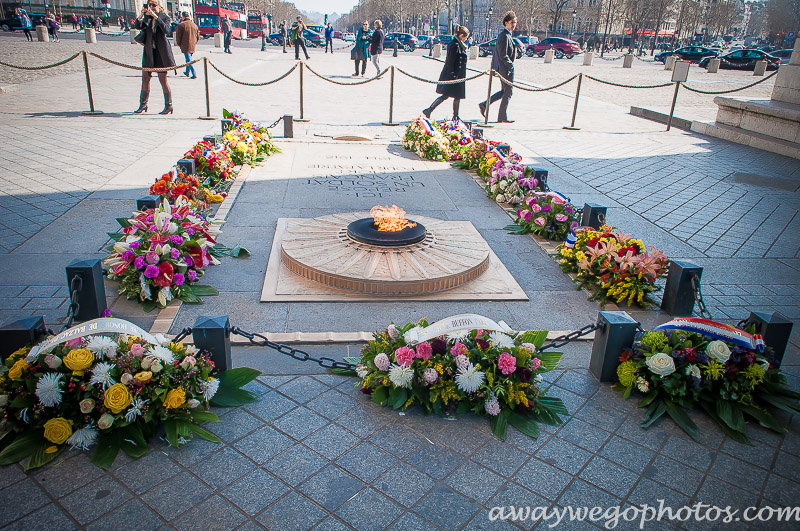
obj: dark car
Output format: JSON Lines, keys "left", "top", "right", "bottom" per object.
{"left": 699, "top": 49, "right": 781, "bottom": 70}
{"left": 268, "top": 28, "right": 322, "bottom": 47}
{"left": 478, "top": 37, "right": 525, "bottom": 59}
{"left": 433, "top": 34, "right": 453, "bottom": 46}
{"left": 0, "top": 13, "right": 46, "bottom": 31}
{"left": 383, "top": 32, "right": 417, "bottom": 51}
{"left": 526, "top": 37, "right": 582, "bottom": 58}
{"left": 770, "top": 49, "right": 793, "bottom": 64}
{"left": 654, "top": 46, "right": 718, "bottom": 64}
{"left": 417, "top": 35, "right": 432, "bottom": 49}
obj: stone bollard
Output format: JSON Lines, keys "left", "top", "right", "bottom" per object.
{"left": 35, "top": 25, "right": 49, "bottom": 42}
{"left": 753, "top": 60, "right": 767, "bottom": 76}
{"left": 583, "top": 51, "right": 593, "bottom": 66}
{"left": 469, "top": 45, "right": 478, "bottom": 60}
{"left": 544, "top": 49, "right": 554, "bottom": 63}
{"left": 214, "top": 32, "right": 223, "bottom": 48}
{"left": 707, "top": 57, "right": 720, "bottom": 73}
{"left": 433, "top": 43, "right": 442, "bottom": 58}
{"left": 589, "top": 311, "right": 639, "bottom": 382}
{"left": 130, "top": 29, "right": 138, "bottom": 44}
{"left": 84, "top": 27, "right": 97, "bottom": 44}
{"left": 623, "top": 54, "right": 633, "bottom": 68}
{"left": 665, "top": 55, "right": 676, "bottom": 71}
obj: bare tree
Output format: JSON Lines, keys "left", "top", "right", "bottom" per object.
{"left": 623, "top": 0, "right": 652, "bottom": 52}
{"left": 548, "top": 0, "right": 570, "bottom": 37}
{"left": 766, "top": 0, "right": 799, "bottom": 43}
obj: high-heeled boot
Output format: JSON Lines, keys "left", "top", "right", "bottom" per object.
{"left": 133, "top": 91, "right": 149, "bottom": 113}
{"left": 159, "top": 92, "right": 173, "bottom": 115}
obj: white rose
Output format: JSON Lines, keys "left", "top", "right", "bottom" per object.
{"left": 490, "top": 184, "right": 498, "bottom": 193}
{"left": 645, "top": 353, "right": 676, "bottom": 378}
{"left": 140, "top": 356, "right": 153, "bottom": 370}
{"left": 496, "top": 194, "right": 506, "bottom": 203}
{"left": 706, "top": 341, "right": 731, "bottom": 364}
{"left": 150, "top": 360, "right": 163, "bottom": 373}
{"left": 499, "top": 180, "right": 508, "bottom": 190}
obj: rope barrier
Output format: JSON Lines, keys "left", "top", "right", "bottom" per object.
{"left": 0, "top": 53, "right": 81, "bottom": 70}
{"left": 598, "top": 55, "right": 624, "bottom": 61}
{"left": 682, "top": 70, "right": 778, "bottom": 94}
{"left": 88, "top": 52, "right": 201, "bottom": 72}
{"left": 207, "top": 60, "right": 298, "bottom": 86}
{"left": 492, "top": 70, "right": 580, "bottom": 92}
{"left": 304, "top": 63, "right": 389, "bottom": 85}
{"left": 584, "top": 74, "right": 673, "bottom": 89}
{"left": 394, "top": 66, "right": 488, "bottom": 85}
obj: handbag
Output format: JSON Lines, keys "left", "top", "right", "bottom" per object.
{"left": 134, "top": 29, "right": 146, "bottom": 45}
{"left": 350, "top": 46, "right": 357, "bottom": 60}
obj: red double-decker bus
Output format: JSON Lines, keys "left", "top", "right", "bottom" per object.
{"left": 247, "top": 10, "right": 270, "bottom": 39}
{"left": 194, "top": 0, "right": 247, "bottom": 39}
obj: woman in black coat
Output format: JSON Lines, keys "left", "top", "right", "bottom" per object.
{"left": 133, "top": 0, "right": 176, "bottom": 114}
{"left": 422, "top": 25, "right": 469, "bottom": 120}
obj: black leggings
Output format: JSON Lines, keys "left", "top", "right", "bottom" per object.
{"left": 354, "top": 59, "right": 366, "bottom": 75}
{"left": 23, "top": 28, "right": 32, "bottom": 41}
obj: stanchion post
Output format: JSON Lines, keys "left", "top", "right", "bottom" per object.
{"left": 589, "top": 311, "right": 638, "bottom": 382}
{"left": 563, "top": 73, "right": 582, "bottom": 130}
{"left": 660, "top": 261, "right": 702, "bottom": 316}
{"left": 0, "top": 316, "right": 46, "bottom": 360}
{"left": 382, "top": 66, "right": 397, "bottom": 126}
{"left": 81, "top": 51, "right": 103, "bottom": 115}
{"left": 192, "top": 315, "right": 232, "bottom": 371}
{"left": 667, "top": 81, "right": 681, "bottom": 132}
{"left": 65, "top": 259, "right": 107, "bottom": 322}
{"left": 484, "top": 70, "right": 493, "bottom": 126}
{"left": 199, "top": 57, "right": 215, "bottom": 120}
{"left": 300, "top": 61, "right": 304, "bottom": 120}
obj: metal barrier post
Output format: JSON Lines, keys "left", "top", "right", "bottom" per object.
{"left": 660, "top": 260, "right": 702, "bottom": 316}
{"left": 666, "top": 81, "right": 681, "bottom": 131}
{"left": 81, "top": 51, "right": 103, "bottom": 115}
{"left": 136, "top": 195, "right": 160, "bottom": 211}
{"left": 743, "top": 311, "right": 793, "bottom": 367}
{"left": 589, "top": 311, "right": 638, "bottom": 382}
{"left": 199, "top": 57, "right": 215, "bottom": 120}
{"left": 382, "top": 66, "right": 399, "bottom": 126}
{"left": 65, "top": 259, "right": 107, "bottom": 322}
{"left": 296, "top": 62, "right": 309, "bottom": 122}
{"left": 193, "top": 315, "right": 232, "bottom": 371}
{"left": 563, "top": 73, "right": 582, "bottom": 130}
{"left": 484, "top": 70, "right": 493, "bottom": 126}
{"left": 0, "top": 316, "right": 46, "bottom": 360}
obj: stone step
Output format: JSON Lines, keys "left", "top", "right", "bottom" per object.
{"left": 690, "top": 120, "right": 800, "bottom": 159}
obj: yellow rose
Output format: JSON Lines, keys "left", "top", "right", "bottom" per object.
{"left": 134, "top": 371, "right": 153, "bottom": 383}
{"left": 43, "top": 417, "right": 72, "bottom": 445}
{"left": 8, "top": 359, "right": 28, "bottom": 380}
{"left": 163, "top": 388, "right": 186, "bottom": 409}
{"left": 8, "top": 347, "right": 28, "bottom": 361}
{"left": 63, "top": 348, "right": 94, "bottom": 373}
{"left": 104, "top": 383, "right": 132, "bottom": 414}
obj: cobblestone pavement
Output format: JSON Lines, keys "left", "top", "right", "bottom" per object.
{"left": 1, "top": 346, "right": 799, "bottom": 531}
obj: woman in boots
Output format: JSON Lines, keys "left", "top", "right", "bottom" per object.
{"left": 133, "top": 0, "right": 175, "bottom": 114}
{"left": 422, "top": 25, "right": 469, "bottom": 121}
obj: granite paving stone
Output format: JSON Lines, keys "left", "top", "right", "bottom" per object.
{"left": 373, "top": 462, "right": 436, "bottom": 508}
{"left": 277, "top": 376, "right": 333, "bottom": 403}
{"left": 336, "top": 487, "right": 405, "bottom": 531}
{"left": 514, "top": 458, "right": 573, "bottom": 502}
{"left": 30, "top": 452, "right": 106, "bottom": 498}
{"left": 273, "top": 406, "right": 330, "bottom": 440}
{"left": 114, "top": 449, "right": 182, "bottom": 494}
{"left": 555, "top": 418, "right": 613, "bottom": 453}
{"left": 303, "top": 423, "right": 363, "bottom": 459}
{"left": 204, "top": 408, "right": 264, "bottom": 443}
{"left": 368, "top": 423, "right": 427, "bottom": 458}
{"left": 578, "top": 456, "right": 639, "bottom": 499}
{"left": 0, "top": 477, "right": 52, "bottom": 527}
{"left": 257, "top": 491, "right": 328, "bottom": 531}
{"left": 535, "top": 437, "right": 593, "bottom": 476}
{"left": 265, "top": 444, "right": 329, "bottom": 487}
{"left": 386, "top": 512, "right": 438, "bottom": 531}
{"left": 643, "top": 455, "right": 705, "bottom": 498}
{"left": 306, "top": 389, "right": 360, "bottom": 420}
{"left": 412, "top": 485, "right": 482, "bottom": 530}
{"left": 708, "top": 453, "right": 769, "bottom": 494}
{"left": 190, "top": 446, "right": 257, "bottom": 490}
{"left": 337, "top": 441, "right": 396, "bottom": 482}
{"left": 310, "top": 516, "right": 358, "bottom": 531}
{"left": 335, "top": 406, "right": 392, "bottom": 437}
{"left": 141, "top": 471, "right": 213, "bottom": 521}
{"left": 222, "top": 468, "right": 291, "bottom": 516}
{"left": 85, "top": 499, "right": 164, "bottom": 531}
{"left": 472, "top": 437, "right": 531, "bottom": 477}
{"left": 243, "top": 391, "right": 298, "bottom": 422}
{"left": 445, "top": 459, "right": 506, "bottom": 504}
{"left": 404, "top": 442, "right": 464, "bottom": 480}
{"left": 0, "top": 503, "right": 77, "bottom": 531}
{"left": 173, "top": 495, "right": 248, "bottom": 531}
{"left": 298, "top": 464, "right": 366, "bottom": 511}
{"left": 59, "top": 475, "right": 133, "bottom": 526}
{"left": 234, "top": 424, "right": 295, "bottom": 464}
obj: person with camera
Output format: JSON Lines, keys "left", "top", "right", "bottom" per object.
{"left": 174, "top": 11, "right": 199, "bottom": 79}
{"left": 133, "top": 0, "right": 176, "bottom": 115}
{"left": 479, "top": 11, "right": 517, "bottom": 123}
{"left": 292, "top": 15, "right": 310, "bottom": 60}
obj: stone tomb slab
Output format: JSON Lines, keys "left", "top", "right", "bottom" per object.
{"left": 261, "top": 216, "right": 527, "bottom": 302}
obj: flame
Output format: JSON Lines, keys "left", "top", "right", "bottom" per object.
{"left": 370, "top": 205, "right": 417, "bottom": 232}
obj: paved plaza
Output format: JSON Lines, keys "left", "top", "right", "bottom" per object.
{"left": 0, "top": 35, "right": 799, "bottom": 530}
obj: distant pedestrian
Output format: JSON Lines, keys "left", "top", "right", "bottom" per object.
{"left": 369, "top": 20, "right": 384, "bottom": 75}
{"left": 70, "top": 13, "right": 77, "bottom": 29}
{"left": 220, "top": 14, "right": 232, "bottom": 53}
{"left": 478, "top": 11, "right": 516, "bottom": 123}
{"left": 15, "top": 8, "right": 33, "bottom": 42}
{"left": 292, "top": 16, "right": 309, "bottom": 60}
{"left": 46, "top": 10, "right": 60, "bottom": 42}
{"left": 324, "top": 22, "right": 334, "bottom": 52}
{"left": 352, "top": 20, "right": 371, "bottom": 76}
{"left": 280, "top": 21, "right": 288, "bottom": 53}
{"left": 133, "top": 0, "right": 176, "bottom": 115}
{"left": 423, "top": 25, "right": 469, "bottom": 120}
{"left": 174, "top": 11, "right": 199, "bottom": 79}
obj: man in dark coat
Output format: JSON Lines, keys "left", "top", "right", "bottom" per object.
{"left": 220, "top": 14, "right": 232, "bottom": 53}
{"left": 280, "top": 21, "right": 288, "bottom": 53}
{"left": 369, "top": 20, "right": 384, "bottom": 75}
{"left": 423, "top": 26, "right": 469, "bottom": 120}
{"left": 174, "top": 11, "right": 199, "bottom": 78}
{"left": 479, "top": 11, "right": 517, "bottom": 123}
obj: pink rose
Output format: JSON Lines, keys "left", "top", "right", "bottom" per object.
{"left": 180, "top": 355, "right": 197, "bottom": 370}
{"left": 415, "top": 342, "right": 433, "bottom": 361}
{"left": 498, "top": 352, "right": 517, "bottom": 375}
{"left": 532, "top": 204, "right": 542, "bottom": 213}
{"left": 534, "top": 217, "right": 546, "bottom": 227}
{"left": 65, "top": 338, "right": 83, "bottom": 348}
{"left": 555, "top": 213, "right": 568, "bottom": 222}
{"left": 531, "top": 357, "right": 541, "bottom": 369}
{"left": 450, "top": 342, "right": 469, "bottom": 356}
{"left": 394, "top": 346, "right": 415, "bottom": 367}
{"left": 130, "top": 343, "right": 145, "bottom": 357}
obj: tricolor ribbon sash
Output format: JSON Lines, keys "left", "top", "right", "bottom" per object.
{"left": 534, "top": 191, "right": 569, "bottom": 204}
{"left": 653, "top": 317, "right": 765, "bottom": 352}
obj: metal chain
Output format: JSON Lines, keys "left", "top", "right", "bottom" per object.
{"left": 634, "top": 55, "right": 658, "bottom": 63}
{"left": 230, "top": 327, "right": 357, "bottom": 370}
{"left": 736, "top": 317, "right": 750, "bottom": 330}
{"left": 0, "top": 52, "right": 81, "bottom": 70}
{"left": 539, "top": 323, "right": 599, "bottom": 351}
{"left": 59, "top": 275, "right": 83, "bottom": 332}
{"left": 88, "top": 51, "right": 201, "bottom": 72}
{"left": 682, "top": 70, "right": 778, "bottom": 95}
{"left": 598, "top": 55, "right": 624, "bottom": 61}
{"left": 394, "top": 66, "right": 489, "bottom": 85}
{"left": 173, "top": 327, "right": 193, "bottom": 343}
{"left": 207, "top": 60, "right": 297, "bottom": 86}
{"left": 304, "top": 63, "right": 389, "bottom": 85}
{"left": 690, "top": 275, "right": 712, "bottom": 320}
{"left": 584, "top": 74, "right": 673, "bottom": 89}
{"left": 266, "top": 116, "right": 283, "bottom": 129}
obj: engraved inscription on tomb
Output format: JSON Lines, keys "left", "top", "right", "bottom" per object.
{"left": 305, "top": 174, "right": 424, "bottom": 196}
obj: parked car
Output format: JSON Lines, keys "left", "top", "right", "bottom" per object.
{"left": 306, "top": 25, "right": 324, "bottom": 34}
{"left": 526, "top": 37, "right": 582, "bottom": 58}
{"left": 433, "top": 34, "right": 453, "bottom": 46}
{"left": 417, "top": 35, "right": 433, "bottom": 49}
{"left": 342, "top": 32, "right": 355, "bottom": 42}
{"left": 333, "top": 30, "right": 342, "bottom": 39}
{"left": 478, "top": 37, "right": 525, "bottom": 59}
{"left": 0, "top": 13, "right": 46, "bottom": 31}
{"left": 770, "top": 49, "right": 793, "bottom": 64}
{"left": 268, "top": 29, "right": 322, "bottom": 47}
{"left": 383, "top": 32, "right": 418, "bottom": 51}
{"left": 699, "top": 49, "right": 781, "bottom": 70}
{"left": 515, "top": 35, "right": 538, "bottom": 46}
{"left": 654, "top": 46, "right": 719, "bottom": 64}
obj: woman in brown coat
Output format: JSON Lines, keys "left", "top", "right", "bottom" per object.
{"left": 174, "top": 11, "right": 199, "bottom": 79}
{"left": 133, "top": 0, "right": 176, "bottom": 114}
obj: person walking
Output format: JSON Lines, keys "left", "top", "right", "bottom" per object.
{"left": 280, "top": 20, "right": 288, "bottom": 53}
{"left": 174, "top": 11, "right": 199, "bottom": 79}
{"left": 70, "top": 13, "right": 78, "bottom": 29}
{"left": 369, "top": 20, "right": 384, "bottom": 75}
{"left": 352, "top": 21, "right": 371, "bottom": 76}
{"left": 220, "top": 15, "right": 232, "bottom": 53}
{"left": 261, "top": 26, "right": 267, "bottom": 51}
{"left": 292, "top": 16, "right": 309, "bottom": 60}
{"left": 324, "top": 22, "right": 334, "bottom": 53}
{"left": 133, "top": 0, "right": 176, "bottom": 115}
{"left": 45, "top": 10, "right": 60, "bottom": 42}
{"left": 423, "top": 25, "right": 469, "bottom": 120}
{"left": 15, "top": 8, "right": 33, "bottom": 42}
{"left": 479, "top": 11, "right": 517, "bottom": 123}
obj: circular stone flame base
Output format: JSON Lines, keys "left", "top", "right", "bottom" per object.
{"left": 346, "top": 218, "right": 427, "bottom": 247}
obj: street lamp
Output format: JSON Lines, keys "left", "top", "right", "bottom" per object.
{"left": 571, "top": 9, "right": 576, "bottom": 39}
{"left": 487, "top": 7, "right": 493, "bottom": 40}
